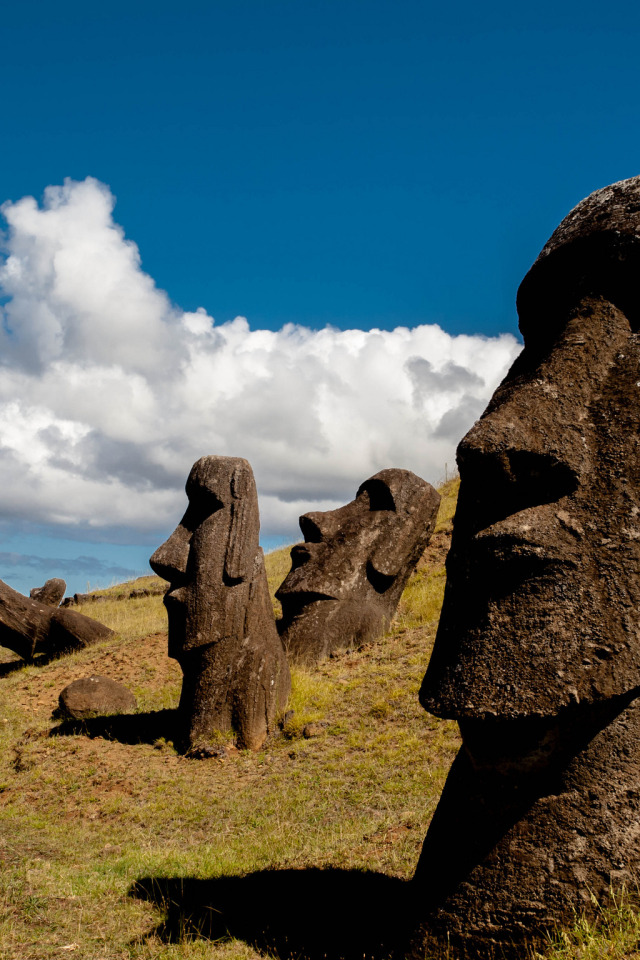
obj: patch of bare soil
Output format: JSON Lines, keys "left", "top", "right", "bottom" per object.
{"left": 417, "top": 528, "right": 452, "bottom": 569}
{"left": 11, "top": 632, "right": 180, "bottom": 717}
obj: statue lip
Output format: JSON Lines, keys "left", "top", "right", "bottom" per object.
{"left": 276, "top": 586, "right": 337, "bottom": 602}
{"left": 163, "top": 587, "right": 187, "bottom": 609}
{"left": 471, "top": 529, "right": 580, "bottom": 564}
{"left": 460, "top": 532, "right": 580, "bottom": 583}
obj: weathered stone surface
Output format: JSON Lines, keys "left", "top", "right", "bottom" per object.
{"left": 414, "top": 696, "right": 640, "bottom": 958}
{"left": 276, "top": 469, "right": 440, "bottom": 663}
{"left": 413, "top": 175, "right": 640, "bottom": 957}
{"left": 150, "top": 456, "right": 291, "bottom": 753}
{"left": 58, "top": 676, "right": 137, "bottom": 719}
{"left": 0, "top": 578, "right": 113, "bottom": 660}
{"left": 48, "top": 606, "right": 114, "bottom": 655}
{"left": 0, "top": 580, "right": 53, "bottom": 659}
{"left": 30, "top": 578, "right": 66, "bottom": 607}
{"left": 518, "top": 175, "right": 640, "bottom": 344}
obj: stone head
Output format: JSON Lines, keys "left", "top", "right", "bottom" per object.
{"left": 421, "top": 175, "right": 640, "bottom": 725}
{"left": 277, "top": 468, "right": 440, "bottom": 660}
{"left": 150, "top": 456, "right": 259, "bottom": 659}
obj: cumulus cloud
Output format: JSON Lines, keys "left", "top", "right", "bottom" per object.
{"left": 0, "top": 177, "right": 521, "bottom": 544}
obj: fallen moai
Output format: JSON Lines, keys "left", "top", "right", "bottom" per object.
{"left": 150, "top": 455, "right": 291, "bottom": 752}
{"left": 276, "top": 468, "right": 440, "bottom": 663}
{"left": 30, "top": 578, "right": 66, "bottom": 607}
{"left": 0, "top": 579, "right": 114, "bottom": 661}
{"left": 412, "top": 175, "right": 640, "bottom": 957}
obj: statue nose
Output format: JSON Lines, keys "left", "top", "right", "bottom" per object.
{"left": 299, "top": 511, "right": 339, "bottom": 543}
{"left": 149, "top": 526, "right": 191, "bottom": 582}
{"left": 455, "top": 392, "right": 585, "bottom": 535}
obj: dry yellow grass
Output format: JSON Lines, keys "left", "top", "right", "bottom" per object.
{"left": 265, "top": 544, "right": 294, "bottom": 618}
{"left": 74, "top": 593, "right": 167, "bottom": 640}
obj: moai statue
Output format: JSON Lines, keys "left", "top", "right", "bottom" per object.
{"left": 412, "top": 175, "right": 640, "bottom": 958}
{"left": 276, "top": 469, "right": 440, "bottom": 663}
{"left": 30, "top": 578, "right": 66, "bottom": 607}
{"left": 0, "top": 579, "right": 112, "bottom": 660}
{"left": 150, "top": 456, "right": 291, "bottom": 752}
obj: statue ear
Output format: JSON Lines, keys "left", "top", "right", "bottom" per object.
{"left": 369, "top": 517, "right": 414, "bottom": 580}
{"left": 369, "top": 481, "right": 441, "bottom": 584}
{"left": 224, "top": 461, "right": 258, "bottom": 581}
{"left": 359, "top": 475, "right": 405, "bottom": 580}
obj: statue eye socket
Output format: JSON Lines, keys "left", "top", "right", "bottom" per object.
{"left": 299, "top": 516, "right": 323, "bottom": 543}
{"left": 362, "top": 480, "right": 396, "bottom": 512}
{"left": 182, "top": 492, "right": 224, "bottom": 532}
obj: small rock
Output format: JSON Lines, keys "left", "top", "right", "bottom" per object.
{"left": 185, "top": 743, "right": 228, "bottom": 760}
{"left": 302, "top": 721, "right": 330, "bottom": 739}
{"left": 30, "top": 579, "right": 66, "bottom": 607}
{"left": 277, "top": 709, "right": 296, "bottom": 737}
{"left": 58, "top": 677, "right": 137, "bottom": 719}
{"left": 280, "top": 709, "right": 295, "bottom": 728}
{"left": 101, "top": 844, "right": 122, "bottom": 856}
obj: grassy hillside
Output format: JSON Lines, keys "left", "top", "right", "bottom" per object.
{"left": 0, "top": 477, "right": 637, "bottom": 959}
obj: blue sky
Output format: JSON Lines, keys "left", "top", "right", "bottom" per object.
{"left": 1, "top": 0, "right": 640, "bottom": 596}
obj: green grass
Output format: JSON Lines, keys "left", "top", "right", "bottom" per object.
{"left": 0, "top": 477, "right": 636, "bottom": 959}
{"left": 433, "top": 476, "right": 459, "bottom": 534}
{"left": 265, "top": 545, "right": 293, "bottom": 619}
{"left": 540, "top": 888, "right": 640, "bottom": 960}
{"left": 0, "top": 510, "right": 456, "bottom": 959}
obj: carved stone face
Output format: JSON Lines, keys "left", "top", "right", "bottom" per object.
{"left": 149, "top": 456, "right": 259, "bottom": 660}
{"left": 277, "top": 468, "right": 440, "bottom": 661}
{"left": 421, "top": 176, "right": 640, "bottom": 721}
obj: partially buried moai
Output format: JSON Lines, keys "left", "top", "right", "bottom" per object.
{"left": 30, "top": 578, "right": 66, "bottom": 607}
{"left": 150, "top": 456, "right": 290, "bottom": 752}
{"left": 276, "top": 469, "right": 440, "bottom": 663}
{"left": 412, "top": 176, "right": 640, "bottom": 958}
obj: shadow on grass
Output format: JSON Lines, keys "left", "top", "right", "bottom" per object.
{"left": 0, "top": 658, "right": 30, "bottom": 677}
{"left": 130, "top": 868, "right": 415, "bottom": 959}
{"left": 0, "top": 650, "right": 69, "bottom": 676}
{"left": 49, "top": 708, "right": 178, "bottom": 745}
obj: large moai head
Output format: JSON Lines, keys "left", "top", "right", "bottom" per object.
{"left": 412, "top": 177, "right": 640, "bottom": 957}
{"left": 421, "top": 175, "right": 640, "bottom": 731}
{"left": 150, "top": 456, "right": 260, "bottom": 661}
{"left": 277, "top": 468, "right": 440, "bottom": 662}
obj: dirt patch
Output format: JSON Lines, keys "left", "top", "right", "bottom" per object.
{"left": 13, "top": 633, "right": 180, "bottom": 718}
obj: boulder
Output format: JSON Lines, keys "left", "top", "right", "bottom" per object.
{"left": 58, "top": 676, "right": 137, "bottom": 719}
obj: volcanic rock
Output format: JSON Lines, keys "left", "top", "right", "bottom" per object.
{"left": 150, "top": 456, "right": 290, "bottom": 753}
{"left": 30, "top": 578, "right": 66, "bottom": 607}
{"left": 0, "top": 578, "right": 113, "bottom": 661}
{"left": 413, "top": 173, "right": 640, "bottom": 957}
{"left": 58, "top": 676, "right": 137, "bottom": 719}
{"left": 276, "top": 469, "right": 440, "bottom": 663}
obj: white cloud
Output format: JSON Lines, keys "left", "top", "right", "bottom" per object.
{"left": 0, "top": 177, "right": 521, "bottom": 543}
